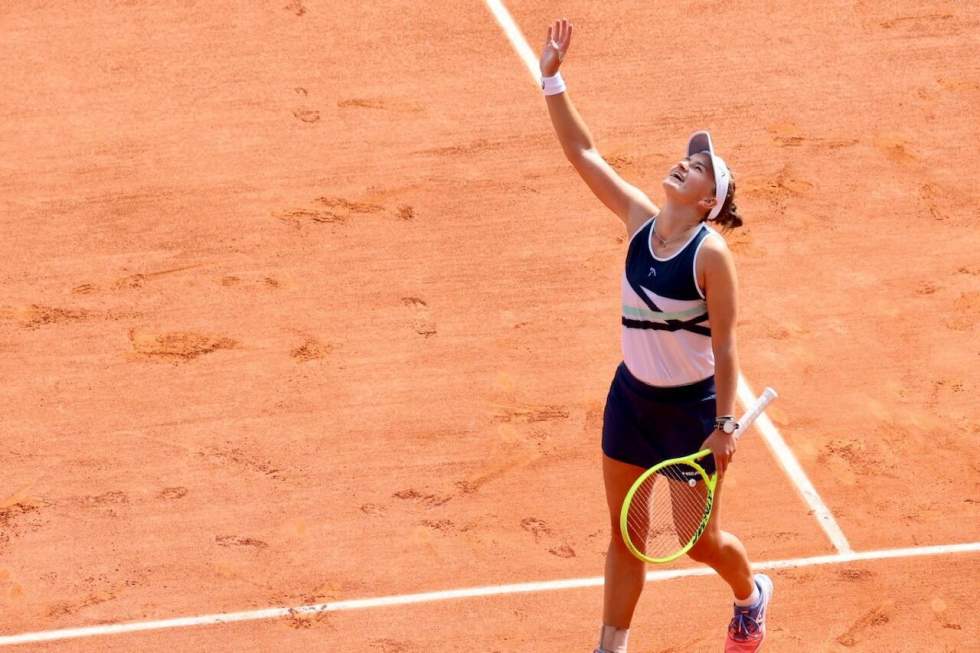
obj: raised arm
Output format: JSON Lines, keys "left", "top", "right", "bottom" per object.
{"left": 540, "top": 19, "right": 657, "bottom": 233}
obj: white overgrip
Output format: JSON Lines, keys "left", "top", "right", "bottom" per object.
{"left": 733, "top": 386, "right": 778, "bottom": 440}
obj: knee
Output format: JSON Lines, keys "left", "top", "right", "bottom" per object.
{"left": 608, "top": 527, "right": 632, "bottom": 554}
{"left": 686, "top": 530, "right": 722, "bottom": 564}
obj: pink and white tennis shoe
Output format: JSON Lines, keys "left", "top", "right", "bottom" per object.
{"left": 724, "top": 573, "right": 774, "bottom": 652}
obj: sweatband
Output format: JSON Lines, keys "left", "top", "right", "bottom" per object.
{"left": 541, "top": 72, "right": 566, "bottom": 96}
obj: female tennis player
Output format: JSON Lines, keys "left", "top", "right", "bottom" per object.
{"left": 538, "top": 19, "right": 773, "bottom": 653}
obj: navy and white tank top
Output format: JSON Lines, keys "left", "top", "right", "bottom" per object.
{"left": 621, "top": 216, "right": 718, "bottom": 387}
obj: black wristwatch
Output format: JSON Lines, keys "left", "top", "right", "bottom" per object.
{"left": 714, "top": 416, "right": 739, "bottom": 435}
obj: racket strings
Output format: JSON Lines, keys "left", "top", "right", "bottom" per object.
{"left": 625, "top": 462, "right": 710, "bottom": 559}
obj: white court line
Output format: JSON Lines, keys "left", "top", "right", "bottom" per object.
{"left": 737, "top": 375, "right": 853, "bottom": 553}
{"left": 1, "top": 542, "right": 978, "bottom": 647}
{"left": 485, "top": 0, "right": 541, "bottom": 82}
{"left": 481, "top": 0, "right": 853, "bottom": 554}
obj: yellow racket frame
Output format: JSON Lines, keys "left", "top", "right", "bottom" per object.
{"left": 619, "top": 449, "right": 718, "bottom": 564}
{"left": 618, "top": 386, "right": 778, "bottom": 564}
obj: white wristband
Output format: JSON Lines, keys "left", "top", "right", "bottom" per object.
{"left": 541, "top": 72, "right": 566, "bottom": 96}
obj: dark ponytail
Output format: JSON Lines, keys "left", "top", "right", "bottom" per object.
{"left": 707, "top": 173, "right": 743, "bottom": 231}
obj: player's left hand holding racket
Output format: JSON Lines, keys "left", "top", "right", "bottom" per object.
{"left": 619, "top": 388, "right": 777, "bottom": 564}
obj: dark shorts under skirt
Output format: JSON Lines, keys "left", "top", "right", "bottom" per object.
{"left": 601, "top": 361, "right": 717, "bottom": 475}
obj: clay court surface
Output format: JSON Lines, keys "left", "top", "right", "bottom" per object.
{"left": 1, "top": 1, "right": 978, "bottom": 650}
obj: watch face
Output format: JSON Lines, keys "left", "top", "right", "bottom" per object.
{"left": 723, "top": 421, "right": 736, "bottom": 434}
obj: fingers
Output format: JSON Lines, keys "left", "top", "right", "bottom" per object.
{"left": 719, "top": 446, "right": 735, "bottom": 476}
{"left": 546, "top": 18, "right": 572, "bottom": 48}
{"left": 709, "top": 443, "right": 734, "bottom": 476}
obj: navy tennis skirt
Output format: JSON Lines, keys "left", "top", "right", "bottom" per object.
{"left": 601, "top": 361, "right": 717, "bottom": 474}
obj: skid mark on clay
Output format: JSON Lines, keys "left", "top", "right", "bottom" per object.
{"left": 412, "top": 138, "right": 500, "bottom": 157}
{"left": 520, "top": 517, "right": 552, "bottom": 542}
{"left": 838, "top": 568, "right": 875, "bottom": 582}
{"left": 128, "top": 328, "right": 237, "bottom": 362}
{"left": 945, "top": 291, "right": 980, "bottom": 331}
{"left": 158, "top": 486, "right": 188, "bottom": 500}
{"left": 401, "top": 296, "right": 437, "bottom": 338}
{"left": 392, "top": 488, "right": 452, "bottom": 508}
{"left": 284, "top": 607, "right": 333, "bottom": 630}
{"left": 818, "top": 435, "right": 902, "bottom": 486}
{"left": 766, "top": 122, "right": 858, "bottom": 150}
{"left": 520, "top": 517, "right": 576, "bottom": 558}
{"left": 937, "top": 76, "right": 980, "bottom": 94}
{"left": 835, "top": 601, "right": 894, "bottom": 647}
{"left": 420, "top": 519, "right": 455, "bottom": 533}
{"left": 492, "top": 404, "right": 569, "bottom": 423}
{"left": 927, "top": 378, "right": 966, "bottom": 407}
{"left": 930, "top": 597, "right": 963, "bottom": 631}
{"left": 77, "top": 491, "right": 129, "bottom": 507}
{"left": 289, "top": 85, "right": 320, "bottom": 123}
{"left": 915, "top": 281, "right": 940, "bottom": 296}
{"left": 46, "top": 491, "right": 130, "bottom": 519}
{"left": 283, "top": 0, "right": 306, "bottom": 17}
{"left": 370, "top": 638, "right": 409, "bottom": 653}
{"left": 606, "top": 153, "right": 636, "bottom": 171}
{"left": 216, "top": 535, "right": 268, "bottom": 549}
{"left": 198, "top": 447, "right": 287, "bottom": 482}
{"left": 879, "top": 13, "right": 965, "bottom": 37}
{"left": 548, "top": 543, "right": 576, "bottom": 558}
{"left": 275, "top": 186, "right": 420, "bottom": 229}
{"left": 0, "top": 304, "right": 140, "bottom": 330}
{"left": 274, "top": 207, "right": 344, "bottom": 227}
{"left": 359, "top": 503, "right": 387, "bottom": 516}
{"left": 274, "top": 195, "right": 401, "bottom": 228}
{"left": 873, "top": 133, "right": 917, "bottom": 164}
{"left": 454, "top": 459, "right": 522, "bottom": 495}
{"left": 0, "top": 305, "right": 89, "bottom": 328}
{"left": 918, "top": 183, "right": 964, "bottom": 224}
{"left": 44, "top": 568, "right": 149, "bottom": 619}
{"left": 337, "top": 97, "right": 424, "bottom": 113}
{"left": 46, "top": 591, "right": 118, "bottom": 618}
{"left": 290, "top": 336, "right": 331, "bottom": 362}
{"left": 741, "top": 164, "right": 813, "bottom": 219}
{"left": 292, "top": 109, "right": 320, "bottom": 123}
{"left": 112, "top": 263, "right": 205, "bottom": 290}
{"left": 219, "top": 275, "right": 281, "bottom": 290}
{"left": 0, "top": 501, "right": 44, "bottom": 551}
{"left": 316, "top": 196, "right": 383, "bottom": 215}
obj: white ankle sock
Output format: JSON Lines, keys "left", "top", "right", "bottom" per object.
{"left": 598, "top": 624, "right": 629, "bottom": 653}
{"left": 734, "top": 582, "right": 760, "bottom": 608}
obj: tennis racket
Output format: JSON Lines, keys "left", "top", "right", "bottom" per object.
{"left": 619, "top": 387, "right": 777, "bottom": 564}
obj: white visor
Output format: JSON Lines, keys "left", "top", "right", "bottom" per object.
{"left": 687, "top": 131, "right": 730, "bottom": 222}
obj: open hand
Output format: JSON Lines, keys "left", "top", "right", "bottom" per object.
{"left": 540, "top": 18, "right": 572, "bottom": 78}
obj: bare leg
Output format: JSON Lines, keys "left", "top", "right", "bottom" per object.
{"left": 601, "top": 454, "right": 648, "bottom": 628}
{"left": 685, "top": 474, "right": 754, "bottom": 599}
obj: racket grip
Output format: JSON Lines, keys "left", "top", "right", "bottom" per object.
{"left": 734, "top": 387, "right": 777, "bottom": 438}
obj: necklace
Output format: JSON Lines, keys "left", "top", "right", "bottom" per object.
{"left": 652, "top": 219, "right": 699, "bottom": 248}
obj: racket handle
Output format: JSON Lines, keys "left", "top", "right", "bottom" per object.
{"left": 734, "top": 387, "right": 777, "bottom": 439}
